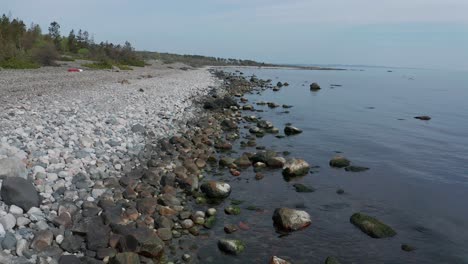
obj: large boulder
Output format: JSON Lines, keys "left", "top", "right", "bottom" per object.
{"left": 217, "top": 239, "right": 245, "bottom": 255}
{"left": 350, "top": 213, "right": 396, "bottom": 238}
{"left": 272, "top": 208, "right": 311, "bottom": 231}
{"left": 1, "top": 177, "right": 41, "bottom": 211}
{"left": 284, "top": 126, "right": 303, "bottom": 136}
{"left": 282, "top": 159, "right": 310, "bottom": 178}
{"left": 0, "top": 157, "right": 27, "bottom": 179}
{"left": 329, "top": 156, "right": 350, "bottom": 168}
{"left": 200, "top": 181, "right": 231, "bottom": 199}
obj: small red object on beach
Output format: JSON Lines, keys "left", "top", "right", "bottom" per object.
{"left": 68, "top": 68, "right": 83, "bottom": 72}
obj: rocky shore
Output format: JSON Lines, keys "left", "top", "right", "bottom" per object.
{"left": 0, "top": 63, "right": 401, "bottom": 264}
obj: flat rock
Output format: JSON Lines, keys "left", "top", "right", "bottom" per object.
{"left": 350, "top": 213, "right": 396, "bottom": 238}
{"left": 329, "top": 155, "right": 351, "bottom": 168}
{"left": 200, "top": 181, "right": 231, "bottom": 199}
{"left": 217, "top": 239, "right": 245, "bottom": 255}
{"left": 1, "top": 177, "right": 41, "bottom": 211}
{"left": 272, "top": 208, "right": 311, "bottom": 231}
{"left": 282, "top": 159, "right": 310, "bottom": 178}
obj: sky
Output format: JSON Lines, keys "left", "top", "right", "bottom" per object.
{"left": 2, "top": 0, "right": 468, "bottom": 69}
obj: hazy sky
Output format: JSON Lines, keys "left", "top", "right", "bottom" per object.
{"left": 3, "top": 0, "right": 468, "bottom": 69}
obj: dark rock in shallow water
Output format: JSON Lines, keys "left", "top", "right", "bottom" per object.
{"left": 325, "top": 256, "right": 341, "bottom": 264}
{"left": 293, "top": 183, "right": 315, "bottom": 193}
{"left": 414, "top": 115, "right": 431, "bottom": 121}
{"left": 329, "top": 156, "right": 351, "bottom": 168}
{"left": 350, "top": 213, "right": 396, "bottom": 238}
{"left": 336, "top": 189, "right": 345, "bottom": 195}
{"left": 270, "top": 256, "right": 291, "bottom": 264}
{"left": 217, "top": 239, "right": 245, "bottom": 255}
{"left": 273, "top": 208, "right": 311, "bottom": 231}
{"left": 224, "top": 206, "right": 241, "bottom": 215}
{"left": 250, "top": 150, "right": 277, "bottom": 163}
{"left": 345, "top": 166, "right": 369, "bottom": 172}
{"left": 224, "top": 224, "right": 238, "bottom": 234}
{"left": 310, "top": 82, "right": 321, "bottom": 91}
{"left": 401, "top": 244, "right": 415, "bottom": 252}
{"left": 1, "top": 177, "right": 41, "bottom": 211}
{"left": 204, "top": 216, "right": 216, "bottom": 229}
{"left": 284, "top": 126, "right": 303, "bottom": 136}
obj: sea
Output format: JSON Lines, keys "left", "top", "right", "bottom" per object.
{"left": 194, "top": 66, "right": 468, "bottom": 264}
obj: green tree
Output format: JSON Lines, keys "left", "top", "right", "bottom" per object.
{"left": 48, "top": 21, "right": 61, "bottom": 49}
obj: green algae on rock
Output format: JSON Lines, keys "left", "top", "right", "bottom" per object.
{"left": 350, "top": 213, "right": 396, "bottom": 238}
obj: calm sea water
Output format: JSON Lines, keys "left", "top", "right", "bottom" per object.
{"left": 193, "top": 67, "right": 468, "bottom": 264}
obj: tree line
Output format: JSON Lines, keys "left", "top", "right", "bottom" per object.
{"left": 0, "top": 14, "right": 144, "bottom": 69}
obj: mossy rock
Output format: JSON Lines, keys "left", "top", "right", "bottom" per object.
{"left": 350, "top": 213, "right": 396, "bottom": 238}
{"left": 225, "top": 206, "right": 241, "bottom": 215}
{"left": 204, "top": 216, "right": 216, "bottom": 229}
{"left": 230, "top": 199, "right": 244, "bottom": 205}
{"left": 345, "top": 166, "right": 369, "bottom": 172}
{"left": 401, "top": 244, "right": 415, "bottom": 252}
{"left": 329, "top": 156, "right": 350, "bottom": 168}
{"left": 293, "top": 184, "right": 315, "bottom": 193}
{"left": 325, "top": 256, "right": 341, "bottom": 264}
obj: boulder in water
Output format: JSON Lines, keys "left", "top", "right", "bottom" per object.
{"left": 350, "top": 212, "right": 396, "bottom": 238}
{"left": 273, "top": 208, "right": 311, "bottom": 231}
{"left": 310, "top": 82, "right": 321, "bottom": 91}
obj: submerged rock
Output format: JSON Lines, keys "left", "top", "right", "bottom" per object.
{"left": 266, "top": 156, "right": 286, "bottom": 168}
{"left": 345, "top": 166, "right": 369, "bottom": 172}
{"left": 282, "top": 159, "right": 310, "bottom": 178}
{"left": 1, "top": 177, "right": 41, "bottom": 211}
{"left": 218, "top": 239, "right": 245, "bottom": 255}
{"left": 284, "top": 126, "right": 303, "bottom": 136}
{"left": 200, "top": 181, "right": 231, "bottom": 199}
{"left": 224, "top": 206, "right": 241, "bottom": 215}
{"left": 293, "top": 183, "right": 315, "bottom": 193}
{"left": 272, "top": 208, "right": 311, "bottom": 231}
{"left": 270, "top": 256, "right": 291, "bottom": 264}
{"left": 325, "top": 256, "right": 341, "bottom": 264}
{"left": 329, "top": 156, "right": 350, "bottom": 168}
{"left": 401, "top": 244, "right": 415, "bottom": 252}
{"left": 350, "top": 213, "right": 396, "bottom": 238}
{"left": 310, "top": 82, "right": 321, "bottom": 91}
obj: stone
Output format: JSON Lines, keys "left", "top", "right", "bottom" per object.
{"left": 16, "top": 238, "right": 28, "bottom": 257}
{"left": 1, "top": 231, "right": 16, "bottom": 250}
{"left": 284, "top": 126, "right": 303, "bottom": 136}
{"left": 310, "top": 82, "right": 321, "bottom": 91}
{"left": 1, "top": 177, "right": 41, "bottom": 211}
{"left": 110, "top": 252, "right": 141, "bottom": 264}
{"left": 86, "top": 219, "right": 111, "bottom": 250}
{"left": 0, "top": 213, "right": 16, "bottom": 230}
{"left": 0, "top": 157, "right": 28, "bottom": 179}
{"left": 325, "top": 256, "right": 341, "bottom": 264}
{"left": 224, "top": 224, "right": 238, "bottom": 234}
{"left": 350, "top": 213, "right": 396, "bottom": 238}
{"left": 234, "top": 155, "right": 252, "bottom": 167}
{"left": 293, "top": 183, "right": 315, "bottom": 193}
{"left": 59, "top": 255, "right": 82, "bottom": 264}
{"left": 224, "top": 206, "right": 241, "bottom": 215}
{"left": 329, "top": 156, "right": 351, "bottom": 168}
{"left": 414, "top": 116, "right": 431, "bottom": 121}
{"left": 401, "top": 244, "right": 415, "bottom": 252}
{"left": 266, "top": 156, "right": 286, "bottom": 168}
{"left": 272, "top": 208, "right": 311, "bottom": 231}
{"left": 203, "top": 216, "right": 216, "bottom": 229}
{"left": 0, "top": 223, "right": 5, "bottom": 237}
{"left": 157, "top": 228, "right": 172, "bottom": 241}
{"left": 200, "top": 181, "right": 231, "bottom": 199}
{"left": 217, "top": 239, "right": 245, "bottom": 255}
{"left": 345, "top": 166, "right": 369, "bottom": 172}
{"left": 31, "top": 230, "right": 54, "bottom": 251}
{"left": 206, "top": 208, "right": 217, "bottom": 216}
{"left": 250, "top": 150, "right": 277, "bottom": 163}
{"left": 219, "top": 157, "right": 235, "bottom": 167}
{"left": 282, "top": 159, "right": 310, "bottom": 178}
{"left": 60, "top": 234, "right": 84, "bottom": 253}
{"left": 9, "top": 205, "right": 24, "bottom": 215}
{"left": 270, "top": 256, "right": 292, "bottom": 264}
{"left": 181, "top": 219, "right": 194, "bottom": 229}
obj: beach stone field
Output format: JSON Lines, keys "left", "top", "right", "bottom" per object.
{"left": 0, "top": 63, "right": 396, "bottom": 264}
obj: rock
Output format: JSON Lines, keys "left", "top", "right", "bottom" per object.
{"left": 221, "top": 119, "right": 238, "bottom": 131}
{"left": 1, "top": 231, "right": 16, "bottom": 249}
{"left": 217, "top": 239, "right": 245, "bottom": 255}
{"left": 204, "top": 216, "right": 216, "bottom": 229}
{"left": 157, "top": 228, "right": 172, "bottom": 241}
{"left": 272, "top": 208, "right": 311, "bottom": 231}
{"left": 206, "top": 208, "right": 217, "bottom": 216}
{"left": 329, "top": 156, "right": 350, "bottom": 168}
{"left": 31, "top": 230, "right": 54, "bottom": 251}
{"left": 266, "top": 156, "right": 286, "bottom": 168}
{"left": 86, "top": 219, "right": 111, "bottom": 250}
{"left": 401, "top": 244, "right": 415, "bottom": 252}
{"left": 325, "top": 256, "right": 341, "bottom": 264}
{"left": 336, "top": 189, "right": 345, "bottom": 195}
{"left": 181, "top": 219, "right": 194, "bottom": 229}
{"left": 59, "top": 255, "right": 82, "bottom": 264}
{"left": 350, "top": 213, "right": 396, "bottom": 238}
{"left": 234, "top": 155, "right": 252, "bottom": 167}
{"left": 110, "top": 252, "right": 140, "bottom": 264}
{"left": 284, "top": 126, "right": 302, "bottom": 136}
{"left": 182, "top": 253, "right": 191, "bottom": 262}
{"left": 270, "top": 256, "right": 291, "bottom": 264}
{"left": 16, "top": 238, "right": 28, "bottom": 257}
{"left": 0, "top": 157, "right": 27, "bottom": 179}
{"left": 97, "top": 248, "right": 117, "bottom": 260}
{"left": 1, "top": 177, "right": 41, "bottom": 211}
{"left": 282, "top": 159, "right": 310, "bottom": 178}
{"left": 131, "top": 124, "right": 146, "bottom": 133}
{"left": 310, "top": 82, "right": 321, "bottom": 91}
{"left": 200, "top": 181, "right": 231, "bottom": 199}
{"left": 250, "top": 150, "right": 277, "bottom": 163}
{"left": 345, "top": 166, "right": 369, "bottom": 172}
{"left": 224, "top": 206, "right": 241, "bottom": 215}
{"left": 224, "top": 224, "right": 238, "bottom": 234}
{"left": 16, "top": 216, "right": 30, "bottom": 227}
{"left": 219, "top": 157, "right": 235, "bottom": 167}
{"left": 135, "top": 230, "right": 164, "bottom": 259}
{"left": 414, "top": 116, "right": 431, "bottom": 121}
{"left": 9, "top": 205, "right": 24, "bottom": 215}
{"left": 0, "top": 213, "right": 16, "bottom": 230}
{"left": 293, "top": 183, "right": 315, "bottom": 193}
{"left": 0, "top": 223, "right": 4, "bottom": 237}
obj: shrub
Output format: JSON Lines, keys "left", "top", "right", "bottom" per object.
{"left": 82, "top": 60, "right": 113, "bottom": 69}
{"left": 117, "top": 64, "right": 132, "bottom": 70}
{"left": 0, "top": 57, "right": 40, "bottom": 69}
{"left": 32, "top": 43, "right": 59, "bottom": 66}
{"left": 78, "top": 48, "right": 90, "bottom": 57}
{"left": 58, "top": 56, "right": 75, "bottom": 61}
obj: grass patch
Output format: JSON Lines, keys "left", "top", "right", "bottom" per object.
{"left": 0, "top": 58, "right": 40, "bottom": 69}
{"left": 117, "top": 64, "right": 133, "bottom": 70}
{"left": 82, "top": 61, "right": 113, "bottom": 69}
